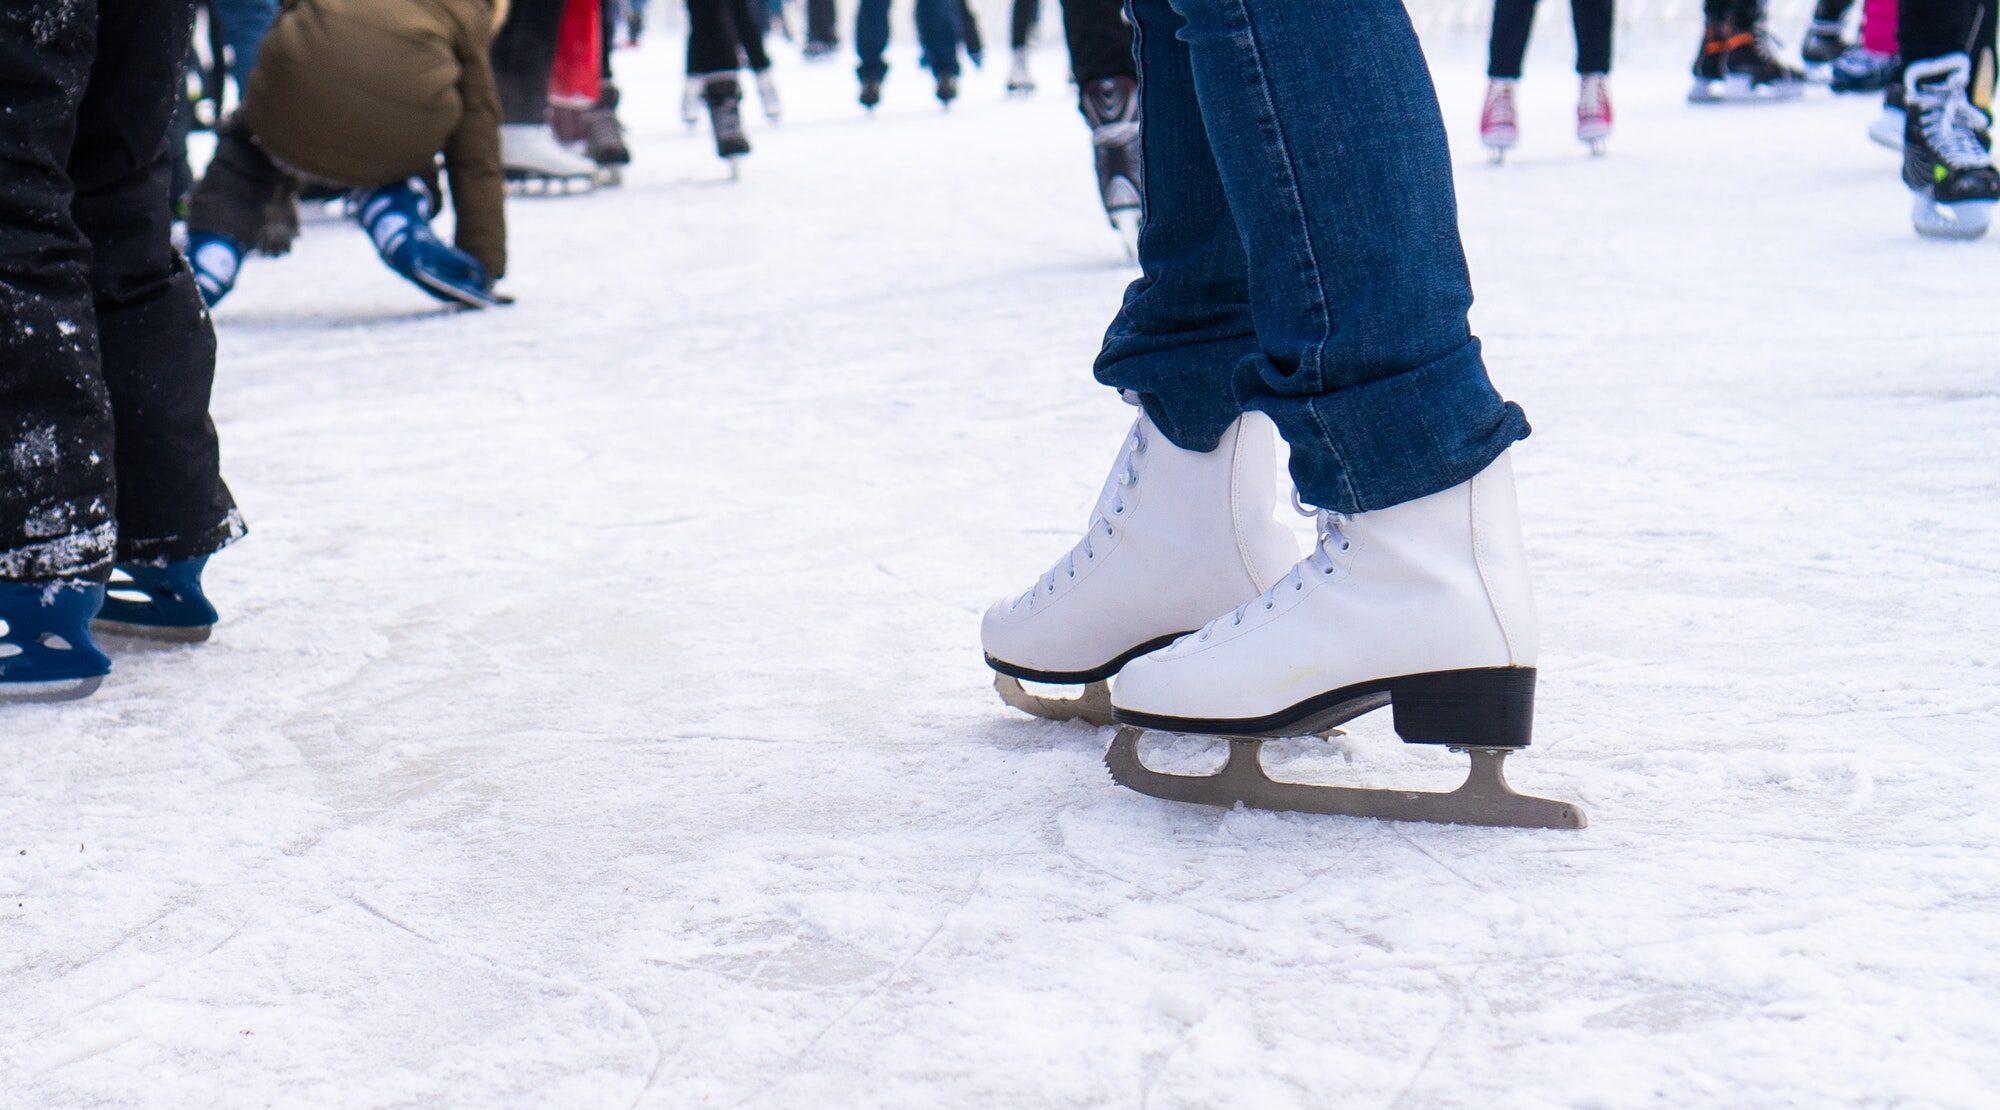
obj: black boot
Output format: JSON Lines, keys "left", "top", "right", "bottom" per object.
{"left": 703, "top": 76, "right": 751, "bottom": 160}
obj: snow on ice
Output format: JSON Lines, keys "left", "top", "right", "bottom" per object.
{"left": 3, "top": 10, "right": 1997, "bottom": 1109}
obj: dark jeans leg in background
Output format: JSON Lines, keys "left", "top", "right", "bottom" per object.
{"left": 1572, "top": 0, "right": 1613, "bottom": 73}
{"left": 915, "top": 0, "right": 965, "bottom": 77}
{"left": 1061, "top": 0, "right": 1134, "bottom": 84}
{"left": 1487, "top": 0, "right": 1540, "bottom": 78}
{"left": 1097, "top": 0, "right": 1525, "bottom": 513}
{"left": 2, "top": 0, "right": 240, "bottom": 580}
{"left": 1012, "top": 0, "right": 1041, "bottom": 50}
{"left": 856, "top": 0, "right": 891, "bottom": 83}
{"left": 808, "top": 0, "right": 838, "bottom": 47}
{"left": 688, "top": 0, "right": 745, "bottom": 75}
{"left": 959, "top": 0, "right": 984, "bottom": 60}
{"left": 494, "top": 0, "right": 568, "bottom": 123}
{"left": 727, "top": 0, "right": 773, "bottom": 69}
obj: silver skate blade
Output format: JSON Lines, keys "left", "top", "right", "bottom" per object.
{"left": 1106, "top": 729, "right": 1587, "bottom": 829}
{"left": 1110, "top": 209, "right": 1140, "bottom": 262}
{"left": 91, "top": 619, "right": 213, "bottom": 644}
{"left": 993, "top": 674, "right": 1115, "bottom": 728}
{"left": 1, "top": 676, "right": 104, "bottom": 704}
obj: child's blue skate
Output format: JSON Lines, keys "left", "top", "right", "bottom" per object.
{"left": 352, "top": 180, "right": 509, "bottom": 309}
{"left": 1, "top": 580, "right": 112, "bottom": 703}
{"left": 187, "top": 231, "right": 245, "bottom": 307}
{"left": 95, "top": 556, "right": 220, "bottom": 642}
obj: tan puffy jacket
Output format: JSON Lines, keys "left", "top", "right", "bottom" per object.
{"left": 242, "top": 0, "right": 508, "bottom": 277}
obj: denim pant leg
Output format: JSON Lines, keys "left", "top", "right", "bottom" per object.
{"left": 1092, "top": 0, "right": 1259, "bottom": 452}
{"left": 855, "top": 0, "right": 891, "bottom": 83}
{"left": 210, "top": 0, "right": 277, "bottom": 88}
{"left": 1104, "top": 0, "right": 1528, "bottom": 513}
{"left": 915, "top": 0, "right": 964, "bottom": 77}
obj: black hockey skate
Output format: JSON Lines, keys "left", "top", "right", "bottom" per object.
{"left": 1691, "top": 22, "right": 1805, "bottom": 102}
{"left": 859, "top": 76, "right": 883, "bottom": 111}
{"left": 936, "top": 73, "right": 959, "bottom": 109}
{"left": 1081, "top": 77, "right": 1143, "bottom": 259}
{"left": 1830, "top": 48, "right": 1898, "bottom": 93}
{"left": 1902, "top": 54, "right": 1999, "bottom": 239}
{"left": 584, "top": 83, "right": 631, "bottom": 180}
{"left": 703, "top": 76, "right": 751, "bottom": 175}
{"left": 1800, "top": 15, "right": 1849, "bottom": 66}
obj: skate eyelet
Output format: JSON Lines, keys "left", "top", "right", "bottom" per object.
{"left": 1263, "top": 602, "right": 1273, "bottom": 611}
{"left": 1293, "top": 581, "right": 1302, "bottom": 591}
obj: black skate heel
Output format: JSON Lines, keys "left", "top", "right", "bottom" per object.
{"left": 1387, "top": 666, "right": 1536, "bottom": 749}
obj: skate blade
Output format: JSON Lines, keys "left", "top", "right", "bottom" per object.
{"left": 92, "top": 618, "right": 213, "bottom": 644}
{"left": 0, "top": 675, "right": 105, "bottom": 704}
{"left": 1912, "top": 195, "right": 1995, "bottom": 239}
{"left": 994, "top": 674, "right": 1116, "bottom": 728}
{"left": 1106, "top": 728, "right": 1587, "bottom": 829}
{"left": 1109, "top": 208, "right": 1140, "bottom": 262}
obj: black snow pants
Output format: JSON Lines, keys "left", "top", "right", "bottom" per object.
{"left": 1, "top": 0, "right": 241, "bottom": 583}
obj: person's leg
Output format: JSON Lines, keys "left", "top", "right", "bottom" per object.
{"left": 1060, "top": 0, "right": 1134, "bottom": 84}
{"left": 808, "top": 0, "right": 839, "bottom": 48}
{"left": 1013, "top": 0, "right": 1041, "bottom": 51}
{"left": 916, "top": 0, "right": 965, "bottom": 77}
{"left": 493, "top": 0, "right": 569, "bottom": 124}
{"left": 726, "top": 0, "right": 773, "bottom": 70}
{"left": 209, "top": 0, "right": 277, "bottom": 89}
{"left": 1104, "top": 0, "right": 1525, "bottom": 512}
{"left": 82, "top": 0, "right": 242, "bottom": 566}
{"left": 687, "top": 0, "right": 742, "bottom": 76}
{"left": 0, "top": 0, "right": 118, "bottom": 583}
{"left": 959, "top": 0, "right": 984, "bottom": 62}
{"left": 1488, "top": 0, "right": 1539, "bottom": 79}
{"left": 855, "top": 0, "right": 891, "bottom": 84}
{"left": 1093, "top": 0, "right": 1255, "bottom": 441}
{"left": 1574, "top": 0, "right": 1614, "bottom": 74}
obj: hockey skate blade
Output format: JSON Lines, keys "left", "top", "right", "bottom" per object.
{"left": 1109, "top": 208, "right": 1140, "bottom": 262}
{"left": 91, "top": 618, "right": 213, "bottom": 644}
{"left": 0, "top": 676, "right": 104, "bottom": 704}
{"left": 994, "top": 674, "right": 1116, "bottom": 727}
{"left": 1105, "top": 729, "right": 1586, "bottom": 829}
{"left": 1911, "top": 195, "right": 1995, "bottom": 239}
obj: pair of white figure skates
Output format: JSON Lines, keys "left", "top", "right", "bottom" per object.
{"left": 981, "top": 410, "right": 1585, "bottom": 829}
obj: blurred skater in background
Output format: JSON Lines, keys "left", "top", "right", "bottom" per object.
{"left": 1479, "top": 0, "right": 1614, "bottom": 159}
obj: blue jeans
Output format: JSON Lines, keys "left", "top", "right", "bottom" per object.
{"left": 1094, "top": 0, "right": 1529, "bottom": 513}
{"left": 210, "top": 0, "right": 276, "bottom": 82}
{"left": 855, "top": 0, "right": 964, "bottom": 82}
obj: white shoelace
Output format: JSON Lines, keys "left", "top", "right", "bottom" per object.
{"left": 1483, "top": 83, "right": 1516, "bottom": 127}
{"left": 1195, "top": 500, "right": 1349, "bottom": 643}
{"left": 1921, "top": 83, "right": 1991, "bottom": 170}
{"left": 1012, "top": 421, "right": 1148, "bottom": 608}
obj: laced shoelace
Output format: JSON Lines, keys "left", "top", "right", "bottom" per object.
{"left": 1483, "top": 84, "right": 1516, "bottom": 127}
{"left": 1922, "top": 83, "right": 1992, "bottom": 170}
{"left": 1194, "top": 499, "right": 1350, "bottom": 643}
{"left": 1579, "top": 77, "right": 1609, "bottom": 117}
{"left": 1011, "top": 421, "right": 1148, "bottom": 609}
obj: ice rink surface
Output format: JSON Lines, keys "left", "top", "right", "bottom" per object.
{"left": 5, "top": 12, "right": 1998, "bottom": 1108}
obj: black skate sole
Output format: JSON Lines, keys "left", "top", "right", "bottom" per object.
{"left": 1115, "top": 666, "right": 1537, "bottom": 749}
{"left": 986, "top": 631, "right": 1191, "bottom": 686}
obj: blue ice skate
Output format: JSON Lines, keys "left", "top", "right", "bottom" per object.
{"left": 0, "top": 580, "right": 112, "bottom": 703}
{"left": 96, "top": 556, "right": 220, "bottom": 642}
{"left": 187, "top": 231, "right": 245, "bottom": 307}
{"left": 352, "top": 180, "right": 508, "bottom": 309}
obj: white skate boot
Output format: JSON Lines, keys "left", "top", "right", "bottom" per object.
{"left": 983, "top": 407, "right": 1298, "bottom": 727}
{"left": 1106, "top": 452, "right": 1585, "bottom": 828}
{"left": 501, "top": 124, "right": 599, "bottom": 193}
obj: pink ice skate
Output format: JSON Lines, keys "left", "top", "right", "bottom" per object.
{"left": 1577, "top": 74, "right": 1612, "bottom": 155}
{"left": 1480, "top": 79, "right": 1519, "bottom": 163}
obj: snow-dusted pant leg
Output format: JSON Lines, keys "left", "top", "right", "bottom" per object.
{"left": 1093, "top": 0, "right": 1528, "bottom": 513}
{"left": 0, "top": 0, "right": 241, "bottom": 581}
